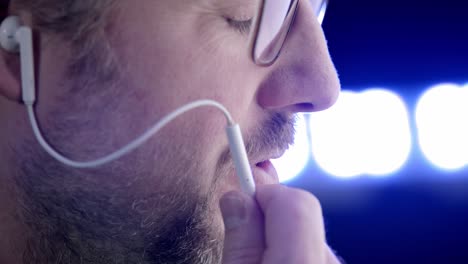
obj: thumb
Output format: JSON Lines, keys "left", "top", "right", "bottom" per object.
{"left": 220, "top": 191, "right": 265, "bottom": 264}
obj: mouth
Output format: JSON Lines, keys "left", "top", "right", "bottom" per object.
{"left": 253, "top": 160, "right": 279, "bottom": 184}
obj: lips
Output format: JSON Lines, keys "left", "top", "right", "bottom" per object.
{"left": 253, "top": 160, "right": 279, "bottom": 184}
{"left": 250, "top": 147, "right": 286, "bottom": 185}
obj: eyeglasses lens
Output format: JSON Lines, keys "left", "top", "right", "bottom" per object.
{"left": 253, "top": 0, "right": 328, "bottom": 65}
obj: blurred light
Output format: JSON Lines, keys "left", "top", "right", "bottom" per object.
{"left": 272, "top": 114, "right": 309, "bottom": 183}
{"left": 415, "top": 83, "right": 468, "bottom": 170}
{"left": 309, "top": 89, "right": 412, "bottom": 178}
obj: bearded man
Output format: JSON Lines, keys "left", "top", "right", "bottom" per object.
{"left": 0, "top": 0, "right": 342, "bottom": 263}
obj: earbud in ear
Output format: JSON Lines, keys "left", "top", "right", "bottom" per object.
{"left": 0, "top": 16, "right": 36, "bottom": 105}
{"left": 0, "top": 16, "right": 22, "bottom": 53}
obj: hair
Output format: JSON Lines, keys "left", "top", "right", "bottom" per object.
{"left": 4, "top": 0, "right": 123, "bottom": 98}
{"left": 4, "top": 0, "right": 116, "bottom": 43}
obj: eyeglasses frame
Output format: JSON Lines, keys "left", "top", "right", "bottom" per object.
{"left": 249, "top": 0, "right": 329, "bottom": 67}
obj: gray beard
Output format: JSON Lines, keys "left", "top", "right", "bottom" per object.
{"left": 12, "top": 139, "right": 223, "bottom": 264}
{"left": 10, "top": 102, "right": 293, "bottom": 264}
{"left": 10, "top": 103, "right": 293, "bottom": 264}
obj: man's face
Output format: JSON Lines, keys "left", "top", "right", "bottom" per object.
{"left": 6, "top": 0, "right": 339, "bottom": 263}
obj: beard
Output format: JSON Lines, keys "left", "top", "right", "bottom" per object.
{"left": 11, "top": 111, "right": 295, "bottom": 264}
{"left": 13, "top": 109, "right": 224, "bottom": 264}
{"left": 12, "top": 113, "right": 294, "bottom": 264}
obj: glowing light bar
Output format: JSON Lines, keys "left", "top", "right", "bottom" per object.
{"left": 309, "top": 89, "right": 412, "bottom": 178}
{"left": 415, "top": 83, "right": 468, "bottom": 170}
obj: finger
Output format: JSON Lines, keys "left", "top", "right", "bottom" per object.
{"left": 256, "top": 184, "right": 327, "bottom": 264}
{"left": 220, "top": 190, "right": 265, "bottom": 264}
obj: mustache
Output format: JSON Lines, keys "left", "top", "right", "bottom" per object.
{"left": 219, "top": 112, "right": 297, "bottom": 167}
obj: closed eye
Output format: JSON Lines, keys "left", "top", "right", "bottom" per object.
{"left": 226, "top": 17, "right": 253, "bottom": 34}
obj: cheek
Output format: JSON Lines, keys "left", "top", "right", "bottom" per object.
{"left": 111, "top": 3, "right": 261, "bottom": 121}
{"left": 106, "top": 3, "right": 265, "bottom": 193}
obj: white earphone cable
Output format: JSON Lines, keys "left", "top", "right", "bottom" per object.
{"left": 26, "top": 100, "right": 234, "bottom": 168}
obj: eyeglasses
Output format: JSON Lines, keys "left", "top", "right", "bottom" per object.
{"left": 250, "top": 0, "right": 329, "bottom": 66}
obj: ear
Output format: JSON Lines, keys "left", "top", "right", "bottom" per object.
{"left": 0, "top": 3, "right": 21, "bottom": 102}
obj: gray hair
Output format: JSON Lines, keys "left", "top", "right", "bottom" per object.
{"left": 11, "top": 0, "right": 116, "bottom": 42}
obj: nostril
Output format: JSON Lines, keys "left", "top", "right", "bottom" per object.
{"left": 294, "top": 102, "right": 315, "bottom": 112}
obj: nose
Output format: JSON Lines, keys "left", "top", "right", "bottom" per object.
{"left": 256, "top": 0, "right": 341, "bottom": 113}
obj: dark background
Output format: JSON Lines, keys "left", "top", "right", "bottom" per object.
{"left": 288, "top": 0, "right": 468, "bottom": 263}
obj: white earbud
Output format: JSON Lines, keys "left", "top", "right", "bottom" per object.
{"left": 0, "top": 16, "right": 36, "bottom": 104}
{"left": 0, "top": 16, "right": 21, "bottom": 52}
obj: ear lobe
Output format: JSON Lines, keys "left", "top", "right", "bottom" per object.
{"left": 0, "top": 49, "right": 21, "bottom": 101}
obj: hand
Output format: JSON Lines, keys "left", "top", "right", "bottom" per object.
{"left": 220, "top": 184, "right": 343, "bottom": 264}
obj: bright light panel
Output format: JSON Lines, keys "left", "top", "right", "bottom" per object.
{"left": 309, "top": 89, "right": 412, "bottom": 178}
{"left": 272, "top": 114, "right": 310, "bottom": 183}
{"left": 415, "top": 83, "right": 468, "bottom": 170}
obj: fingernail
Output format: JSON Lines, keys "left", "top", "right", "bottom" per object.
{"left": 220, "top": 192, "right": 247, "bottom": 230}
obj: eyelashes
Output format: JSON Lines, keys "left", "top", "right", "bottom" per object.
{"left": 225, "top": 17, "right": 253, "bottom": 35}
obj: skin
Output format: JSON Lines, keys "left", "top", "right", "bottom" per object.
{"left": 0, "top": 0, "right": 341, "bottom": 263}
